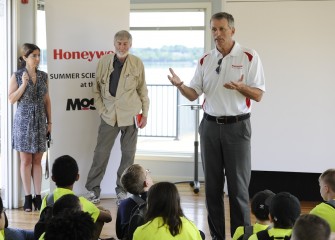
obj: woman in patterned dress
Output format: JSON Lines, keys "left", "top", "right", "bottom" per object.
{"left": 8, "top": 43, "right": 52, "bottom": 212}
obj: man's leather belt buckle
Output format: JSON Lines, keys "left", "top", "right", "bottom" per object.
{"left": 216, "top": 116, "right": 229, "bottom": 124}
{"left": 205, "top": 112, "right": 250, "bottom": 124}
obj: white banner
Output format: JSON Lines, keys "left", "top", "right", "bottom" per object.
{"left": 45, "top": 0, "right": 130, "bottom": 197}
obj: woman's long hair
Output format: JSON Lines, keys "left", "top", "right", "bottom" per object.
{"left": 145, "top": 182, "right": 184, "bottom": 236}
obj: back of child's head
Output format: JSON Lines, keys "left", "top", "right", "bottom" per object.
{"left": 52, "top": 194, "right": 81, "bottom": 216}
{"left": 44, "top": 210, "right": 94, "bottom": 240}
{"left": 147, "top": 182, "right": 183, "bottom": 219}
{"left": 267, "top": 191, "right": 301, "bottom": 228}
{"left": 121, "top": 164, "right": 146, "bottom": 194}
{"left": 319, "top": 168, "right": 335, "bottom": 192}
{"left": 146, "top": 182, "right": 184, "bottom": 236}
{"left": 52, "top": 155, "right": 79, "bottom": 187}
{"left": 251, "top": 189, "right": 275, "bottom": 221}
{"left": 292, "top": 214, "right": 331, "bottom": 240}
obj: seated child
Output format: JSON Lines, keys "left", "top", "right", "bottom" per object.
{"left": 0, "top": 196, "right": 34, "bottom": 240}
{"left": 133, "top": 181, "right": 203, "bottom": 240}
{"left": 248, "top": 192, "right": 301, "bottom": 240}
{"left": 44, "top": 211, "right": 94, "bottom": 240}
{"left": 37, "top": 194, "right": 82, "bottom": 240}
{"left": 291, "top": 214, "right": 331, "bottom": 240}
{"left": 116, "top": 164, "right": 153, "bottom": 240}
{"left": 233, "top": 189, "right": 275, "bottom": 240}
{"left": 35, "top": 155, "right": 112, "bottom": 240}
{"left": 310, "top": 168, "right": 335, "bottom": 231}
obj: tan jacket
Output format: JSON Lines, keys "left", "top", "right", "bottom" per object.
{"left": 93, "top": 53, "right": 149, "bottom": 127}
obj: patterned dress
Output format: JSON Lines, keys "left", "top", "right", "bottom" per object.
{"left": 12, "top": 68, "right": 48, "bottom": 153}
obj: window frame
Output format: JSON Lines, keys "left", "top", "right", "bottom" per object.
{"left": 131, "top": 2, "right": 211, "bottom": 52}
{"left": 130, "top": 3, "right": 211, "bottom": 153}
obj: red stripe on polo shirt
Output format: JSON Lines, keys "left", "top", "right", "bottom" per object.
{"left": 244, "top": 51, "right": 253, "bottom": 62}
{"left": 200, "top": 54, "right": 209, "bottom": 65}
{"left": 246, "top": 98, "right": 251, "bottom": 108}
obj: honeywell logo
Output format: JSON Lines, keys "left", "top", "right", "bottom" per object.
{"left": 53, "top": 49, "right": 114, "bottom": 62}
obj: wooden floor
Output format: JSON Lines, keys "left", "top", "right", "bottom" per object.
{"left": 5, "top": 183, "right": 319, "bottom": 240}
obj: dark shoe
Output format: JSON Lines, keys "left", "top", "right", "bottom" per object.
{"left": 33, "top": 195, "right": 42, "bottom": 211}
{"left": 24, "top": 195, "right": 33, "bottom": 212}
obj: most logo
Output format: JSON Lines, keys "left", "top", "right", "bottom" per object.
{"left": 66, "top": 98, "right": 96, "bottom": 111}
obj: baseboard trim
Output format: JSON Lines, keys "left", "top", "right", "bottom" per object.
{"left": 137, "top": 154, "right": 322, "bottom": 201}
{"left": 249, "top": 170, "right": 322, "bottom": 201}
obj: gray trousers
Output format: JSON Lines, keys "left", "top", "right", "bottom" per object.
{"left": 199, "top": 117, "right": 251, "bottom": 240}
{"left": 85, "top": 118, "right": 138, "bottom": 197}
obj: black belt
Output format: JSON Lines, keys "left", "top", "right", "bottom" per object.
{"left": 204, "top": 112, "right": 250, "bottom": 124}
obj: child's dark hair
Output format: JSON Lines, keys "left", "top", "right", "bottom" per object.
{"left": 18, "top": 43, "right": 40, "bottom": 69}
{"left": 52, "top": 194, "right": 81, "bottom": 216}
{"left": 52, "top": 155, "right": 79, "bottom": 187}
{"left": 146, "top": 182, "right": 184, "bottom": 236}
{"left": 268, "top": 192, "right": 301, "bottom": 228}
{"left": 251, "top": 189, "right": 275, "bottom": 221}
{"left": 44, "top": 211, "right": 94, "bottom": 240}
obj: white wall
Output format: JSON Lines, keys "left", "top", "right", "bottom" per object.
{"left": 226, "top": 0, "right": 335, "bottom": 173}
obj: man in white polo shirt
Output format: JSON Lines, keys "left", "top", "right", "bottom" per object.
{"left": 168, "top": 12, "right": 265, "bottom": 240}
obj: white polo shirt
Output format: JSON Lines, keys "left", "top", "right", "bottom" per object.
{"left": 189, "top": 42, "right": 265, "bottom": 116}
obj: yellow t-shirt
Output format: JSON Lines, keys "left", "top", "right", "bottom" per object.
{"left": 38, "top": 232, "right": 45, "bottom": 240}
{"left": 40, "top": 187, "right": 100, "bottom": 222}
{"left": 0, "top": 211, "right": 5, "bottom": 240}
{"left": 310, "top": 201, "right": 335, "bottom": 232}
{"left": 248, "top": 228, "right": 292, "bottom": 240}
{"left": 0, "top": 230, "right": 4, "bottom": 240}
{"left": 232, "top": 222, "right": 271, "bottom": 240}
{"left": 133, "top": 216, "right": 202, "bottom": 240}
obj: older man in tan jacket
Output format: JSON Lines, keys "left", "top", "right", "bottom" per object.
{"left": 85, "top": 30, "right": 149, "bottom": 205}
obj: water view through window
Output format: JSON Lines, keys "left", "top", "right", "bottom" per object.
{"left": 130, "top": 10, "right": 205, "bottom": 153}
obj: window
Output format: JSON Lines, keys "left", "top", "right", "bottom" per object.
{"left": 130, "top": 9, "right": 206, "bottom": 153}
{"left": 130, "top": 10, "right": 204, "bottom": 86}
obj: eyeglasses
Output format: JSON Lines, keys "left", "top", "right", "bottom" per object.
{"left": 216, "top": 58, "right": 223, "bottom": 74}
